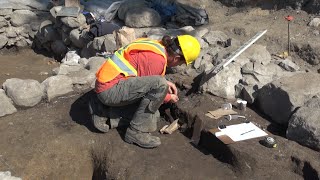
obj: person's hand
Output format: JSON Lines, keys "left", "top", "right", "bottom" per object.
{"left": 170, "top": 94, "right": 179, "bottom": 103}
{"left": 167, "top": 81, "right": 178, "bottom": 95}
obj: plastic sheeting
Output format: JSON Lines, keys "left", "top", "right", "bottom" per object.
{"left": 80, "top": 0, "right": 123, "bottom": 22}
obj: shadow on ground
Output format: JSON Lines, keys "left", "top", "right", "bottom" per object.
{"left": 69, "top": 90, "right": 101, "bottom": 133}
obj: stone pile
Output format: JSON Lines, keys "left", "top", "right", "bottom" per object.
{"left": 0, "top": 0, "right": 51, "bottom": 49}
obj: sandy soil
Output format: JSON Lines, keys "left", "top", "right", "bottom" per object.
{"left": 0, "top": 1, "right": 319, "bottom": 179}
{"left": 0, "top": 48, "right": 59, "bottom": 85}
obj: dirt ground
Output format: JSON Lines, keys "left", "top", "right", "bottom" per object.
{"left": 0, "top": 1, "right": 320, "bottom": 179}
{"left": 0, "top": 48, "right": 59, "bottom": 85}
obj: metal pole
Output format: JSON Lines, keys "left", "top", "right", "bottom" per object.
{"left": 285, "top": 15, "right": 293, "bottom": 56}
{"left": 288, "top": 21, "right": 290, "bottom": 56}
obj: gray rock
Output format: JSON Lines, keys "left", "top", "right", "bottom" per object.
{"left": 0, "top": 34, "right": 8, "bottom": 49}
{"left": 60, "top": 13, "right": 86, "bottom": 28}
{"left": 5, "top": 27, "right": 17, "bottom": 38}
{"left": 146, "top": 27, "right": 166, "bottom": 37}
{"left": 124, "top": 7, "right": 161, "bottom": 28}
{"left": 117, "top": 0, "right": 148, "bottom": 20}
{"left": 198, "top": 38, "right": 209, "bottom": 49}
{"left": 132, "top": 27, "right": 153, "bottom": 38}
{"left": 194, "top": 47, "right": 220, "bottom": 70}
{"left": 16, "top": 38, "right": 28, "bottom": 47}
{"left": 10, "top": 10, "right": 37, "bottom": 27}
{"left": 239, "top": 84, "right": 261, "bottom": 104}
{"left": 0, "top": 16, "right": 7, "bottom": 29}
{"left": 85, "top": 56, "right": 106, "bottom": 72}
{"left": 3, "top": 78, "right": 44, "bottom": 107}
{"left": 241, "top": 62, "right": 291, "bottom": 85}
{"left": 92, "top": 36, "right": 105, "bottom": 51}
{"left": 308, "top": 17, "right": 320, "bottom": 27}
{"left": 69, "top": 28, "right": 86, "bottom": 48}
{"left": 53, "top": 64, "right": 82, "bottom": 75}
{"left": 200, "top": 63, "right": 242, "bottom": 99}
{"left": 0, "top": 89, "right": 17, "bottom": 117}
{"left": 7, "top": 37, "right": 15, "bottom": 46}
{"left": 287, "top": 97, "right": 320, "bottom": 151}
{"left": 238, "top": 44, "right": 271, "bottom": 65}
{"left": 49, "top": 6, "right": 63, "bottom": 19}
{"left": 203, "top": 31, "right": 228, "bottom": 46}
{"left": 30, "top": 22, "right": 40, "bottom": 31}
{"left": 191, "top": 27, "right": 209, "bottom": 38}
{"left": 68, "top": 69, "right": 96, "bottom": 85}
{"left": 0, "top": 171, "right": 21, "bottom": 180}
{"left": 0, "top": 8, "right": 13, "bottom": 16}
{"left": 41, "top": 75, "right": 73, "bottom": 102}
{"left": 257, "top": 72, "right": 320, "bottom": 125}
{"left": 103, "top": 34, "right": 117, "bottom": 52}
{"left": 293, "top": 41, "right": 320, "bottom": 65}
{"left": 79, "top": 58, "right": 89, "bottom": 66}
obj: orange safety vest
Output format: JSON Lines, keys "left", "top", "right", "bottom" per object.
{"left": 96, "top": 38, "right": 167, "bottom": 83}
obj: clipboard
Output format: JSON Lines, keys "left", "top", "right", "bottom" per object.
{"left": 209, "top": 128, "right": 235, "bottom": 144}
{"left": 209, "top": 122, "right": 268, "bottom": 144}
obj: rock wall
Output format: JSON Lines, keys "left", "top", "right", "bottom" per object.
{"left": 0, "top": 0, "right": 52, "bottom": 49}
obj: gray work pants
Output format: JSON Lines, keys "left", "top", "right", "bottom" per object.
{"left": 97, "top": 76, "right": 168, "bottom": 132}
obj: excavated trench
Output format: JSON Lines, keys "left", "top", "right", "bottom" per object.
{"left": 86, "top": 64, "right": 320, "bottom": 179}
{"left": 156, "top": 90, "right": 318, "bottom": 178}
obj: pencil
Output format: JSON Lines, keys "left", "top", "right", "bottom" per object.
{"left": 240, "top": 129, "right": 255, "bottom": 135}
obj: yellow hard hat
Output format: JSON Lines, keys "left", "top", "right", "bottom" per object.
{"left": 177, "top": 35, "right": 201, "bottom": 65}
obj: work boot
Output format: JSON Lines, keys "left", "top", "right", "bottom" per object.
{"left": 88, "top": 94, "right": 110, "bottom": 133}
{"left": 124, "top": 127, "right": 161, "bottom": 148}
{"left": 92, "top": 115, "right": 109, "bottom": 133}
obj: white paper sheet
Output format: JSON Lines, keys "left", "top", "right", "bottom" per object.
{"left": 215, "top": 122, "right": 268, "bottom": 142}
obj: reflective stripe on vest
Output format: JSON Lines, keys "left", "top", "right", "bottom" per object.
{"left": 96, "top": 39, "right": 167, "bottom": 83}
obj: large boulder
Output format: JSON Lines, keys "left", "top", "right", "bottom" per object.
{"left": 85, "top": 56, "right": 106, "bottom": 72}
{"left": 0, "top": 89, "right": 17, "bottom": 117}
{"left": 60, "top": 14, "right": 86, "bottom": 29}
{"left": 0, "top": 34, "right": 8, "bottom": 49}
{"left": 124, "top": 7, "right": 161, "bottom": 28}
{"left": 200, "top": 62, "right": 242, "bottom": 99}
{"left": 10, "top": 10, "right": 37, "bottom": 27}
{"left": 202, "top": 31, "right": 228, "bottom": 46}
{"left": 41, "top": 75, "right": 73, "bottom": 102}
{"left": 237, "top": 44, "right": 271, "bottom": 65}
{"left": 287, "top": 97, "right": 320, "bottom": 151}
{"left": 117, "top": 0, "right": 148, "bottom": 20}
{"left": 257, "top": 72, "right": 320, "bottom": 125}
{"left": 3, "top": 78, "right": 44, "bottom": 107}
